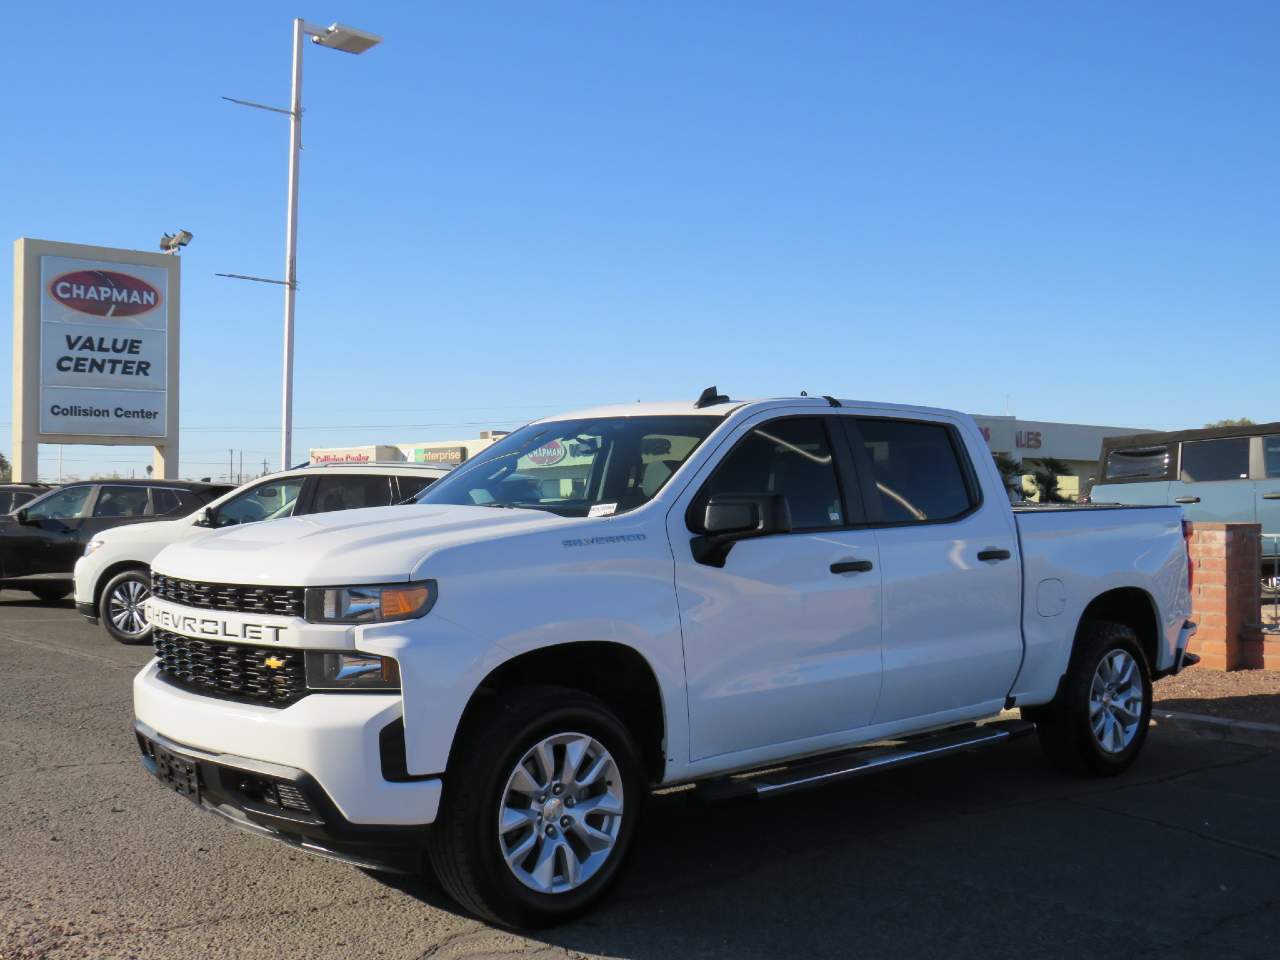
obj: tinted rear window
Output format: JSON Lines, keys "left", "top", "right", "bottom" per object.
{"left": 1264, "top": 436, "right": 1280, "bottom": 479}
{"left": 1104, "top": 446, "right": 1170, "bottom": 481}
{"left": 850, "top": 418, "right": 976, "bottom": 523}
{"left": 1180, "top": 437, "right": 1249, "bottom": 483}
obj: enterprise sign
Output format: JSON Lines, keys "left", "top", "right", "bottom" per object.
{"left": 38, "top": 256, "right": 168, "bottom": 438}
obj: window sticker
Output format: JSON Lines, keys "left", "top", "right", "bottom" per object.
{"left": 588, "top": 503, "right": 617, "bottom": 518}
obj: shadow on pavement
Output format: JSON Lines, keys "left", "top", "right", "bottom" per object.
{"left": 373, "top": 734, "right": 1280, "bottom": 959}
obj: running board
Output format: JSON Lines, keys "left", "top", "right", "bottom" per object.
{"left": 696, "top": 719, "right": 1036, "bottom": 801}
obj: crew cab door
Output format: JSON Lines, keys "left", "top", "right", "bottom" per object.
{"left": 669, "top": 412, "right": 883, "bottom": 762}
{"left": 840, "top": 415, "right": 1023, "bottom": 724}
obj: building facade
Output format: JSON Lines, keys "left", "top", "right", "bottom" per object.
{"left": 970, "top": 415, "right": 1149, "bottom": 500}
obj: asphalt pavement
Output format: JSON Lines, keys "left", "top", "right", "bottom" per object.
{"left": 1, "top": 593, "right": 1278, "bottom": 960}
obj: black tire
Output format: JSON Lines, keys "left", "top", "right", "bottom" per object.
{"left": 1032, "top": 621, "right": 1152, "bottom": 776}
{"left": 28, "top": 585, "right": 70, "bottom": 603}
{"left": 427, "top": 686, "right": 645, "bottom": 928}
{"left": 98, "top": 568, "right": 153, "bottom": 645}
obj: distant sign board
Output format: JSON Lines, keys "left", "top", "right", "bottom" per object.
{"left": 310, "top": 444, "right": 403, "bottom": 464}
{"left": 414, "top": 446, "right": 468, "bottom": 465}
{"left": 12, "top": 239, "right": 181, "bottom": 481}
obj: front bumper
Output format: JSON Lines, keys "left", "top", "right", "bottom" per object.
{"left": 135, "top": 720, "right": 428, "bottom": 872}
{"left": 76, "top": 601, "right": 98, "bottom": 623}
{"left": 133, "top": 661, "right": 442, "bottom": 830}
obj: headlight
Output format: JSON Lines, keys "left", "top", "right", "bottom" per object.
{"left": 305, "top": 652, "right": 401, "bottom": 691}
{"left": 83, "top": 539, "right": 105, "bottom": 557}
{"left": 304, "top": 580, "right": 437, "bottom": 624}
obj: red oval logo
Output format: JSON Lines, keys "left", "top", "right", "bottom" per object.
{"left": 527, "top": 441, "right": 567, "bottom": 467}
{"left": 48, "top": 270, "right": 162, "bottom": 317}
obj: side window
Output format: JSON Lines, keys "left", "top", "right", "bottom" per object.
{"left": 150, "top": 488, "right": 182, "bottom": 516}
{"left": 216, "top": 478, "right": 305, "bottom": 526}
{"left": 850, "top": 418, "right": 976, "bottom": 524}
{"left": 309, "top": 475, "right": 395, "bottom": 514}
{"left": 1262, "top": 436, "right": 1280, "bottom": 479}
{"left": 1180, "top": 438, "right": 1249, "bottom": 483}
{"left": 396, "top": 475, "right": 437, "bottom": 502}
{"left": 24, "top": 486, "right": 94, "bottom": 520}
{"left": 93, "top": 486, "right": 151, "bottom": 518}
{"left": 1104, "top": 445, "right": 1170, "bottom": 481}
{"left": 0, "top": 493, "right": 12, "bottom": 514}
{"left": 698, "top": 418, "right": 845, "bottom": 530}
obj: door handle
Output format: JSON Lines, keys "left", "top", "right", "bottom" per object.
{"left": 977, "top": 548, "right": 1011, "bottom": 562}
{"left": 1174, "top": 496, "right": 1200, "bottom": 504}
{"left": 830, "top": 559, "right": 873, "bottom": 574}
{"left": 1264, "top": 493, "right": 1280, "bottom": 501}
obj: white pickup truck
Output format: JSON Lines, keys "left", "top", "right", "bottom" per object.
{"left": 133, "top": 392, "right": 1198, "bottom": 927}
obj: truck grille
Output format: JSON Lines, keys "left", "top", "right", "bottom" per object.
{"left": 152, "top": 628, "right": 307, "bottom": 706}
{"left": 151, "top": 573, "right": 305, "bottom": 618}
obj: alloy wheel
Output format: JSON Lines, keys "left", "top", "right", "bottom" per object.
{"left": 108, "top": 578, "right": 151, "bottom": 637}
{"left": 1089, "top": 649, "right": 1144, "bottom": 754}
{"left": 497, "top": 731, "right": 624, "bottom": 895}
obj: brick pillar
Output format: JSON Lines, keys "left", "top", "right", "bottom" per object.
{"left": 1186, "top": 522, "right": 1263, "bottom": 670}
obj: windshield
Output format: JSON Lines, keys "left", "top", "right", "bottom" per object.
{"left": 413, "top": 416, "right": 723, "bottom": 517}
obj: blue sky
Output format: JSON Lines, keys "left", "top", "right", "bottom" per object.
{"left": 2, "top": 1, "right": 1276, "bottom": 480}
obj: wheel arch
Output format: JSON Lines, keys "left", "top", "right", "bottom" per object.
{"left": 1074, "top": 586, "right": 1160, "bottom": 671}
{"left": 93, "top": 560, "right": 151, "bottom": 610}
{"left": 449, "top": 641, "right": 668, "bottom": 783}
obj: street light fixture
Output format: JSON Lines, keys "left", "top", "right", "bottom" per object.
{"left": 220, "top": 18, "right": 382, "bottom": 470}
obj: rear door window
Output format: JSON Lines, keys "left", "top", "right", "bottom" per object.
{"left": 307, "top": 475, "right": 395, "bottom": 513}
{"left": 1179, "top": 438, "right": 1250, "bottom": 483}
{"left": 92, "top": 486, "right": 150, "bottom": 518}
{"left": 395, "top": 475, "right": 437, "bottom": 502}
{"left": 1264, "top": 436, "right": 1280, "bottom": 479}
{"left": 150, "top": 488, "right": 182, "bottom": 516}
{"left": 849, "top": 418, "right": 976, "bottom": 523}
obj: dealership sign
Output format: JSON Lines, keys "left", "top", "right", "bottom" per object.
{"left": 38, "top": 256, "right": 169, "bottom": 438}
{"left": 11, "top": 238, "right": 181, "bottom": 482}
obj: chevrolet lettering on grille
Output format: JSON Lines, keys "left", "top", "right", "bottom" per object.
{"left": 149, "top": 605, "right": 285, "bottom": 643}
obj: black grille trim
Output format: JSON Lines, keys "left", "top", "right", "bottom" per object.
{"left": 152, "top": 628, "right": 307, "bottom": 707}
{"left": 152, "top": 573, "right": 305, "bottom": 618}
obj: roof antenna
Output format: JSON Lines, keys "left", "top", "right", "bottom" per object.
{"left": 694, "top": 385, "right": 730, "bottom": 408}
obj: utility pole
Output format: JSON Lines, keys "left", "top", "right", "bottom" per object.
{"left": 238, "top": 451, "right": 244, "bottom": 485}
{"left": 229, "top": 448, "right": 234, "bottom": 484}
{"left": 218, "top": 20, "right": 383, "bottom": 475}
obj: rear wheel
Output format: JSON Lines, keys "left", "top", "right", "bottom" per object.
{"left": 428, "top": 686, "right": 643, "bottom": 928}
{"left": 1031, "top": 621, "right": 1152, "bottom": 776}
{"left": 28, "top": 585, "right": 70, "bottom": 603}
{"left": 99, "top": 569, "right": 152, "bottom": 644}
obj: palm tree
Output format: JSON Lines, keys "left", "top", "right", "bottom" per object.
{"left": 991, "top": 453, "right": 1026, "bottom": 501}
{"left": 1028, "top": 457, "right": 1073, "bottom": 503}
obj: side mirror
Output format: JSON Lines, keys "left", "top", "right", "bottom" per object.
{"left": 15, "top": 508, "right": 32, "bottom": 526}
{"left": 195, "top": 507, "right": 218, "bottom": 528}
{"left": 691, "top": 493, "right": 791, "bottom": 566}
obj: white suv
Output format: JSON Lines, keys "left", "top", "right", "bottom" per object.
{"left": 75, "top": 463, "right": 449, "bottom": 644}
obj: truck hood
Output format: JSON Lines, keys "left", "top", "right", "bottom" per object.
{"left": 150, "top": 504, "right": 573, "bottom": 585}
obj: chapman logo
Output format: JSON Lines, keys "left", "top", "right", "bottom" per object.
{"left": 49, "top": 270, "right": 161, "bottom": 317}
{"left": 528, "top": 440, "right": 567, "bottom": 467}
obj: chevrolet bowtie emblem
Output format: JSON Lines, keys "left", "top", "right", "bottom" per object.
{"left": 263, "top": 656, "right": 286, "bottom": 670}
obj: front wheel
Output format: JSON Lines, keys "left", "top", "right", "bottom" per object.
{"left": 428, "top": 687, "right": 644, "bottom": 928}
{"left": 1031, "top": 621, "right": 1152, "bottom": 776}
{"left": 99, "top": 569, "right": 153, "bottom": 644}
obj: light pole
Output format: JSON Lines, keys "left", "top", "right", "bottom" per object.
{"left": 221, "top": 20, "right": 382, "bottom": 471}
